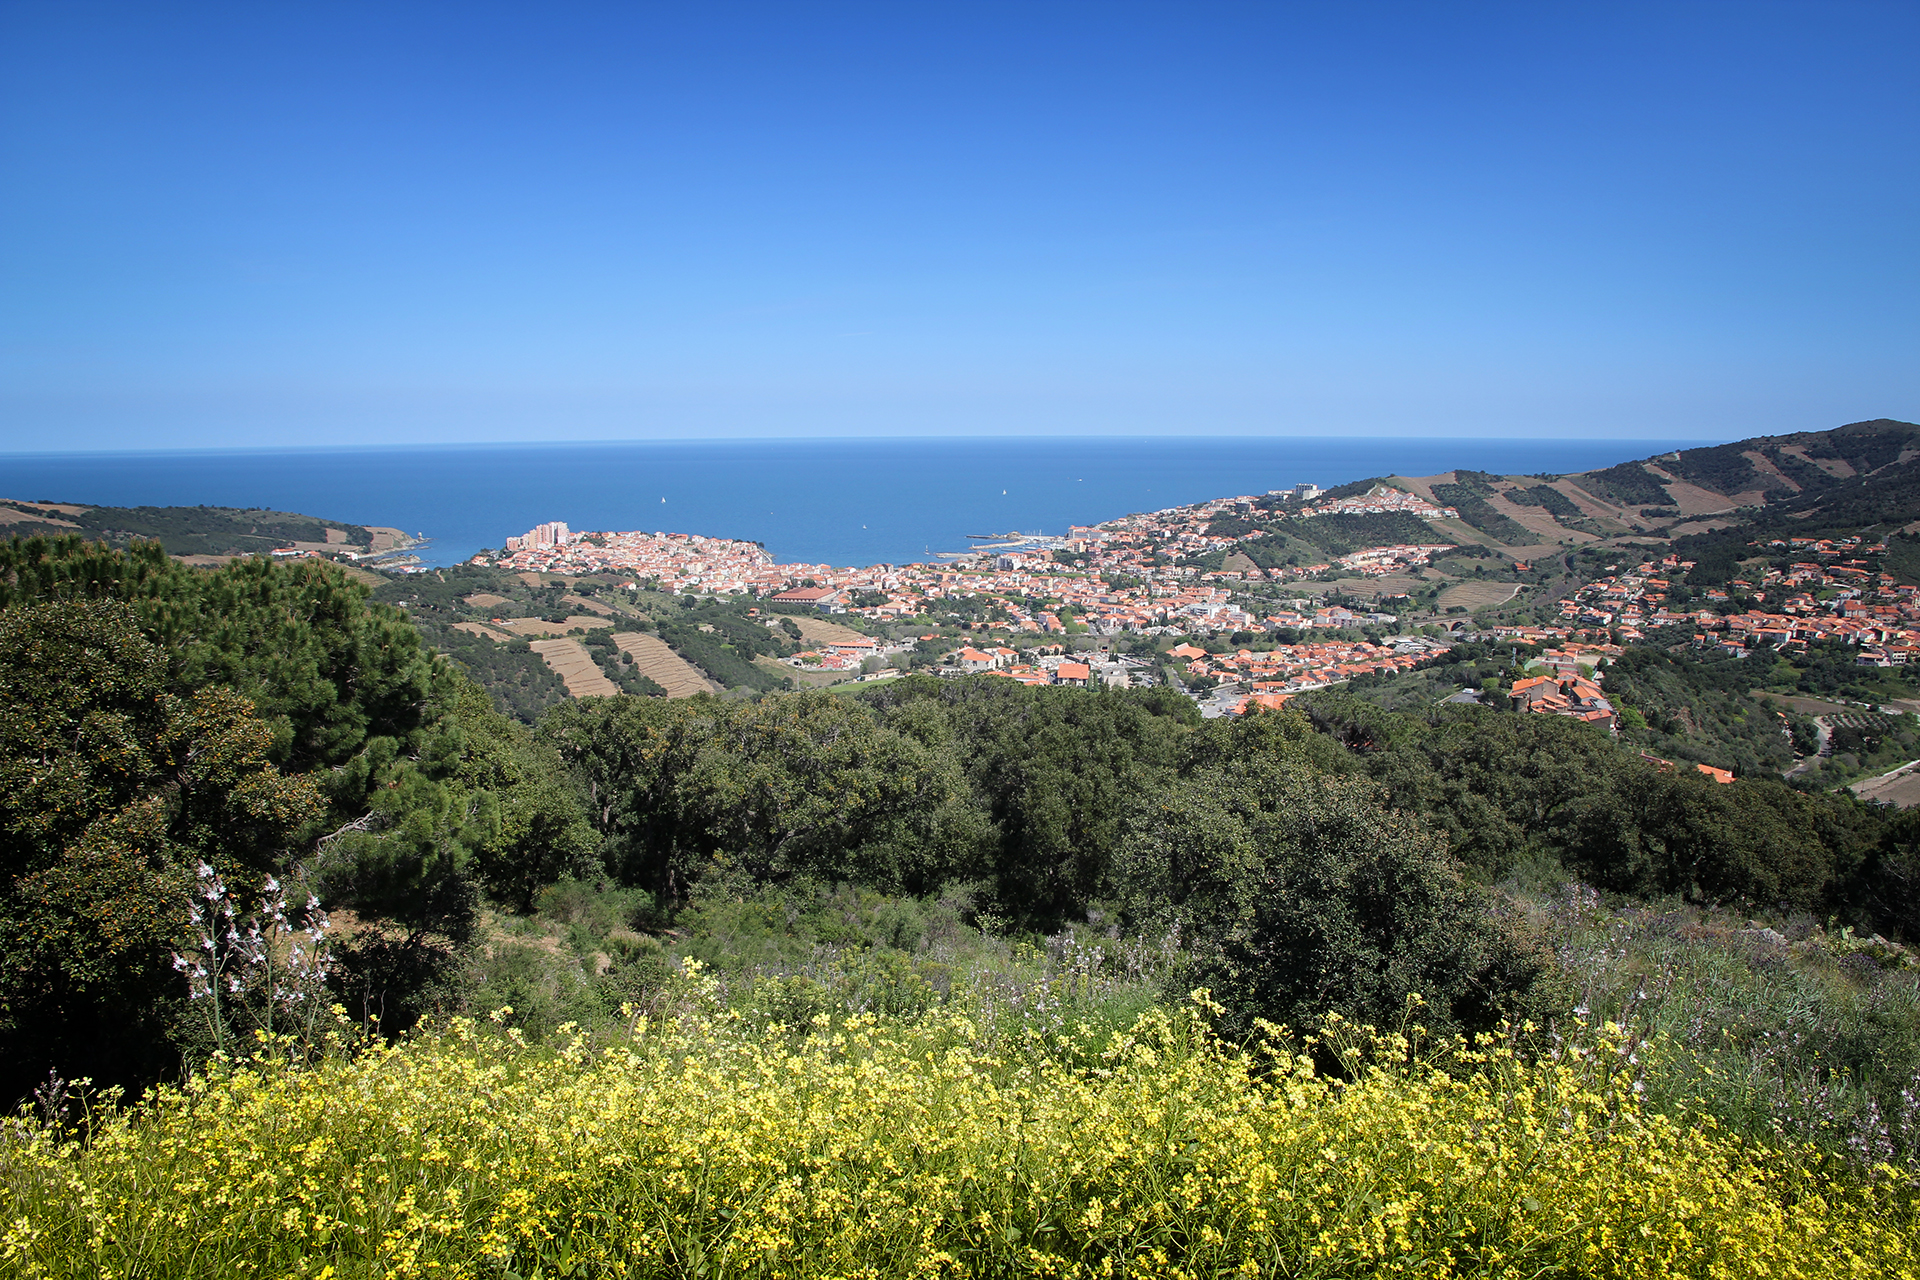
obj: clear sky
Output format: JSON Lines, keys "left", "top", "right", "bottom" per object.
{"left": 2, "top": 1, "right": 1916, "bottom": 450}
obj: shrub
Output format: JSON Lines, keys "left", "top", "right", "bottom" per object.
{"left": 1115, "top": 756, "right": 1556, "bottom": 1038}
{"left": 0, "top": 600, "right": 324, "bottom": 1098}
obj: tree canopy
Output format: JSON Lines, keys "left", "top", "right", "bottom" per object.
{"left": 2, "top": 534, "right": 1913, "bottom": 1107}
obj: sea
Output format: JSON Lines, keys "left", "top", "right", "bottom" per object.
{"left": 0, "top": 437, "right": 1708, "bottom": 569}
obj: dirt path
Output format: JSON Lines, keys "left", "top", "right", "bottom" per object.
{"left": 612, "top": 632, "right": 720, "bottom": 698}
{"left": 529, "top": 638, "right": 621, "bottom": 698}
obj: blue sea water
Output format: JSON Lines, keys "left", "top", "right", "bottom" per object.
{"left": 0, "top": 437, "right": 1707, "bottom": 569}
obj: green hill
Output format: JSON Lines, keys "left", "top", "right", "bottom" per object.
{"left": 0, "top": 498, "right": 377, "bottom": 557}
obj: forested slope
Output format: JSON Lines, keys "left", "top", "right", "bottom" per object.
{"left": 7, "top": 532, "right": 1920, "bottom": 1261}
{"left": 0, "top": 498, "right": 380, "bottom": 557}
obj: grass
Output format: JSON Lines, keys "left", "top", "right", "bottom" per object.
{"left": 7, "top": 989, "right": 1918, "bottom": 1279}
{"left": 463, "top": 879, "right": 1176, "bottom": 1050}
{"left": 1527, "top": 884, "right": 1920, "bottom": 1169}
{"left": 11, "top": 878, "right": 1920, "bottom": 1277}
{"left": 463, "top": 875, "right": 1920, "bottom": 1177}
{"left": 1434, "top": 581, "right": 1522, "bottom": 613}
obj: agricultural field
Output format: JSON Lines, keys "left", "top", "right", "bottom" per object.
{"left": 1851, "top": 760, "right": 1920, "bottom": 807}
{"left": 612, "top": 630, "right": 720, "bottom": 697}
{"left": 785, "top": 613, "right": 873, "bottom": 647}
{"left": 489, "top": 613, "right": 609, "bottom": 637}
{"left": 1434, "top": 580, "right": 1522, "bottom": 612}
{"left": 366, "top": 566, "right": 797, "bottom": 714}
{"left": 528, "top": 636, "right": 620, "bottom": 697}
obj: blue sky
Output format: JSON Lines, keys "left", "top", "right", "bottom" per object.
{"left": 1, "top": 1, "right": 1915, "bottom": 449}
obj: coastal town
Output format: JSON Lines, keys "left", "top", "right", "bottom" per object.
{"left": 467, "top": 488, "right": 1479, "bottom": 711}
{"left": 457, "top": 476, "right": 1920, "bottom": 729}
{"left": 472, "top": 484, "right": 1460, "bottom": 635}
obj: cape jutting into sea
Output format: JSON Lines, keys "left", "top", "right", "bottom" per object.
{"left": 0, "top": 436, "right": 1707, "bottom": 568}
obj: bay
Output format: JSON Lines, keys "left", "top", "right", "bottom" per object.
{"left": 0, "top": 436, "right": 1705, "bottom": 568}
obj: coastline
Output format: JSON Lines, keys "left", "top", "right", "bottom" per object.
{"left": 0, "top": 436, "right": 1708, "bottom": 570}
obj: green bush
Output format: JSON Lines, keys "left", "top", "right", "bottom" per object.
{"left": 1115, "top": 754, "right": 1556, "bottom": 1037}
{"left": 0, "top": 599, "right": 325, "bottom": 1098}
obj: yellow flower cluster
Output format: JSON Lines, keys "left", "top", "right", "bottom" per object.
{"left": 3, "top": 995, "right": 1915, "bottom": 1279}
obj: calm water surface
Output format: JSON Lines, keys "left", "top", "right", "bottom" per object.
{"left": 0, "top": 437, "right": 1703, "bottom": 568}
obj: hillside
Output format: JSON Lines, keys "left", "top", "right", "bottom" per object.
{"left": 372, "top": 562, "right": 796, "bottom": 719}
{"left": 1157, "top": 419, "right": 1920, "bottom": 631}
{"left": 0, "top": 497, "right": 402, "bottom": 560}
{"left": 1370, "top": 418, "right": 1920, "bottom": 564}
{"left": 6, "top": 517, "right": 1920, "bottom": 1277}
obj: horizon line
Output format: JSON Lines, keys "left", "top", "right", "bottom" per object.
{"left": 0, "top": 433, "right": 1733, "bottom": 461}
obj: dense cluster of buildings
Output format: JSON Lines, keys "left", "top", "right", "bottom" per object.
{"left": 478, "top": 479, "right": 1470, "bottom": 637}
{"left": 1171, "top": 636, "right": 1434, "bottom": 692}
{"left": 503, "top": 521, "right": 574, "bottom": 553}
{"left": 940, "top": 646, "right": 1140, "bottom": 690}
{"left": 1295, "top": 485, "right": 1459, "bottom": 521}
{"left": 473, "top": 497, "right": 1920, "bottom": 712}
{"left": 479, "top": 502, "right": 1414, "bottom": 637}
{"left": 1331, "top": 544, "right": 1456, "bottom": 577}
{"left": 1509, "top": 672, "right": 1615, "bottom": 728}
{"left": 481, "top": 528, "right": 780, "bottom": 589}
{"left": 469, "top": 488, "right": 1919, "bottom": 742}
{"left": 1553, "top": 546, "right": 1920, "bottom": 663}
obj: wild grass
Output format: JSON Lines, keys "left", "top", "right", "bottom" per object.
{"left": 1537, "top": 883, "right": 1920, "bottom": 1169}
{"left": 467, "top": 878, "right": 1179, "bottom": 1051}
{"left": 3, "top": 984, "right": 1915, "bottom": 1279}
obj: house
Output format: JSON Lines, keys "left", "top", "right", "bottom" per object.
{"left": 1054, "top": 662, "right": 1091, "bottom": 688}
{"left": 768, "top": 586, "right": 844, "bottom": 611}
{"left": 955, "top": 647, "right": 1002, "bottom": 672}
{"left": 1639, "top": 752, "right": 1735, "bottom": 784}
{"left": 1510, "top": 674, "right": 1616, "bottom": 730}
{"left": 1233, "top": 692, "right": 1292, "bottom": 716}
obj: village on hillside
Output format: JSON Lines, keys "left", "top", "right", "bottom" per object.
{"left": 465, "top": 489, "right": 1474, "bottom": 713}
{"left": 472, "top": 484, "right": 1463, "bottom": 633}
{"left": 446, "top": 466, "right": 1920, "bottom": 732}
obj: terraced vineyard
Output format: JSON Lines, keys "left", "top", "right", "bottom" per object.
{"left": 528, "top": 637, "right": 620, "bottom": 697}
{"left": 787, "top": 615, "right": 874, "bottom": 647}
{"left": 491, "top": 614, "right": 608, "bottom": 637}
{"left": 613, "top": 630, "right": 718, "bottom": 697}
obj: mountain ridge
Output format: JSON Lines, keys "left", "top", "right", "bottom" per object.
{"left": 1334, "top": 419, "right": 1920, "bottom": 579}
